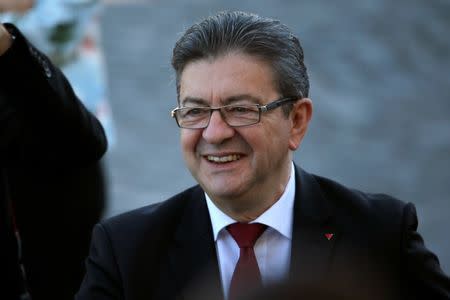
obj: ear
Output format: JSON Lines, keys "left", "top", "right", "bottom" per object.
{"left": 288, "top": 98, "right": 313, "bottom": 151}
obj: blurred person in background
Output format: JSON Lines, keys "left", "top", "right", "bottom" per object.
{"left": 76, "top": 11, "right": 450, "bottom": 300}
{"left": 0, "top": 22, "right": 106, "bottom": 299}
{"left": 0, "top": 0, "right": 115, "bottom": 145}
{"left": 0, "top": 0, "right": 114, "bottom": 299}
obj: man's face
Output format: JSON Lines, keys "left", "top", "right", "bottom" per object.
{"left": 178, "top": 52, "right": 306, "bottom": 210}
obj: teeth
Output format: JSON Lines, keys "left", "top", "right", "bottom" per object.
{"left": 207, "top": 154, "right": 241, "bottom": 163}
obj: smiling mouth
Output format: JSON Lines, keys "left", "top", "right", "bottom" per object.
{"left": 206, "top": 154, "right": 241, "bottom": 163}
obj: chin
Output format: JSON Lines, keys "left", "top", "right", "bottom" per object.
{"left": 206, "top": 183, "right": 248, "bottom": 200}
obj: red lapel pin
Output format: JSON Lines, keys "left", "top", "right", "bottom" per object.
{"left": 324, "top": 233, "right": 334, "bottom": 241}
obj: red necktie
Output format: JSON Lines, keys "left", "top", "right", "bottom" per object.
{"left": 227, "top": 222, "right": 267, "bottom": 300}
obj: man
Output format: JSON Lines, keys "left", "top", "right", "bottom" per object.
{"left": 76, "top": 11, "right": 450, "bottom": 300}
{"left": 0, "top": 21, "right": 107, "bottom": 299}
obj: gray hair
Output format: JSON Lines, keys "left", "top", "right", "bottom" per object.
{"left": 171, "top": 11, "right": 309, "bottom": 115}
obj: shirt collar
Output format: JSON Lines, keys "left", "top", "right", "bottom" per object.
{"left": 205, "top": 162, "right": 296, "bottom": 241}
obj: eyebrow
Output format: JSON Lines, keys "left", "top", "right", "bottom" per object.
{"left": 225, "top": 94, "right": 262, "bottom": 105}
{"left": 181, "top": 94, "right": 262, "bottom": 107}
{"left": 180, "top": 97, "right": 208, "bottom": 107}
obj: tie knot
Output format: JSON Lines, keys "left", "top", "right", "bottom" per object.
{"left": 227, "top": 223, "right": 267, "bottom": 248}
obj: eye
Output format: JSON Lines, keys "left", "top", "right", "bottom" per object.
{"left": 187, "top": 108, "right": 202, "bottom": 115}
{"left": 180, "top": 107, "right": 209, "bottom": 118}
{"left": 229, "top": 106, "right": 245, "bottom": 113}
{"left": 227, "top": 105, "right": 258, "bottom": 114}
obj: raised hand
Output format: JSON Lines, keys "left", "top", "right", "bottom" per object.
{"left": 0, "top": 24, "right": 12, "bottom": 55}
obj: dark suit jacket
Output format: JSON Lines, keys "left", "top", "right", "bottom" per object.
{"left": 77, "top": 166, "right": 450, "bottom": 300}
{"left": 0, "top": 24, "right": 107, "bottom": 299}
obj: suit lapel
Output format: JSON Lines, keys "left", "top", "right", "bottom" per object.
{"left": 168, "top": 187, "right": 224, "bottom": 300}
{"left": 166, "top": 167, "right": 339, "bottom": 298}
{"left": 290, "top": 167, "right": 339, "bottom": 284}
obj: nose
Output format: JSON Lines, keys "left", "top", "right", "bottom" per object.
{"left": 202, "top": 110, "right": 235, "bottom": 144}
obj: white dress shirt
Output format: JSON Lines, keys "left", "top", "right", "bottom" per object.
{"left": 205, "top": 163, "right": 296, "bottom": 299}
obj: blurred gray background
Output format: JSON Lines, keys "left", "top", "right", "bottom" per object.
{"left": 100, "top": 0, "right": 450, "bottom": 272}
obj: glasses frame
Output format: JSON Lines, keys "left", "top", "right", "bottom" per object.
{"left": 171, "top": 96, "right": 301, "bottom": 129}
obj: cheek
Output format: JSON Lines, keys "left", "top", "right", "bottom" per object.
{"left": 181, "top": 130, "right": 201, "bottom": 154}
{"left": 256, "top": 123, "right": 291, "bottom": 156}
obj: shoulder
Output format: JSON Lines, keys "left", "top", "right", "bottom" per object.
{"left": 314, "top": 173, "right": 407, "bottom": 210}
{"left": 98, "top": 185, "right": 204, "bottom": 239}
{"left": 309, "top": 172, "right": 412, "bottom": 231}
{"left": 307, "top": 172, "right": 416, "bottom": 258}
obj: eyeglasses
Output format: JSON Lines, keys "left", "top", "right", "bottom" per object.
{"left": 171, "top": 96, "right": 300, "bottom": 129}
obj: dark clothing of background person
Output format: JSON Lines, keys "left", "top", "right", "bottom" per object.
{"left": 0, "top": 23, "right": 107, "bottom": 300}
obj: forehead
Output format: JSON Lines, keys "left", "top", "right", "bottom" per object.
{"left": 179, "top": 52, "right": 278, "bottom": 104}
